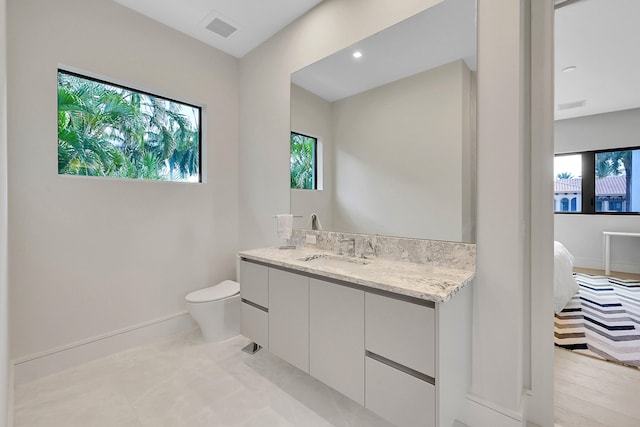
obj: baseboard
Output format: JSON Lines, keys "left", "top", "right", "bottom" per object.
{"left": 573, "top": 256, "right": 601, "bottom": 271}
{"left": 463, "top": 394, "right": 524, "bottom": 427}
{"left": 12, "top": 311, "right": 196, "bottom": 385}
{"left": 574, "top": 256, "right": 640, "bottom": 275}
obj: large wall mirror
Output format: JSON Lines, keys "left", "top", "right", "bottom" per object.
{"left": 290, "top": 0, "right": 477, "bottom": 243}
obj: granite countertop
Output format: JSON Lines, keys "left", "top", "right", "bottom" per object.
{"left": 238, "top": 246, "right": 474, "bottom": 304}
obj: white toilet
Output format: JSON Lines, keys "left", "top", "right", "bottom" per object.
{"left": 185, "top": 280, "right": 241, "bottom": 342}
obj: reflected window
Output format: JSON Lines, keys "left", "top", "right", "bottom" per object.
{"left": 290, "top": 132, "right": 317, "bottom": 190}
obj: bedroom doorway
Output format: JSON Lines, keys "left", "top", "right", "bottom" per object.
{"left": 553, "top": 0, "right": 640, "bottom": 425}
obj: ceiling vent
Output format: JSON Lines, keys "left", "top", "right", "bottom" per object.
{"left": 206, "top": 17, "right": 237, "bottom": 38}
{"left": 558, "top": 100, "right": 586, "bottom": 110}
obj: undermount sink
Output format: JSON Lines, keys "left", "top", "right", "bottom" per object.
{"left": 297, "top": 253, "right": 371, "bottom": 266}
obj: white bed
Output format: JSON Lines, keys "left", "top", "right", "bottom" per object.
{"left": 554, "top": 240, "right": 579, "bottom": 314}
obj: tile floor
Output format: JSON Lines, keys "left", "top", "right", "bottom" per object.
{"left": 13, "top": 331, "right": 392, "bottom": 427}
{"left": 18, "top": 299, "right": 640, "bottom": 427}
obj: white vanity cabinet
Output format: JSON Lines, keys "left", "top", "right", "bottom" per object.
{"left": 239, "top": 260, "right": 269, "bottom": 349}
{"left": 238, "top": 256, "right": 472, "bottom": 427}
{"left": 309, "top": 278, "right": 365, "bottom": 405}
{"left": 268, "top": 268, "right": 309, "bottom": 373}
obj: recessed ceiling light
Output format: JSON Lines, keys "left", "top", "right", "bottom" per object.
{"left": 352, "top": 51, "right": 363, "bottom": 59}
{"left": 561, "top": 65, "right": 577, "bottom": 73}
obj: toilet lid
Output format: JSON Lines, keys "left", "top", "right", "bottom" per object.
{"left": 185, "top": 280, "right": 240, "bottom": 303}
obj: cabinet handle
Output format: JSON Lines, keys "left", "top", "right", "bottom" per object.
{"left": 241, "top": 298, "right": 268, "bottom": 313}
{"left": 365, "top": 350, "right": 435, "bottom": 385}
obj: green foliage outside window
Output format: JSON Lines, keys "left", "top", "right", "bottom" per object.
{"left": 556, "top": 172, "right": 573, "bottom": 179}
{"left": 290, "top": 132, "right": 316, "bottom": 190}
{"left": 57, "top": 70, "right": 200, "bottom": 182}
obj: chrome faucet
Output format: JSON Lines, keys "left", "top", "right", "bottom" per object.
{"left": 337, "top": 237, "right": 356, "bottom": 256}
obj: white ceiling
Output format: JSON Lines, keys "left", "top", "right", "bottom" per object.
{"left": 112, "top": 0, "right": 322, "bottom": 58}
{"left": 112, "top": 0, "right": 638, "bottom": 120}
{"left": 555, "top": 0, "right": 640, "bottom": 120}
{"left": 291, "top": 0, "right": 476, "bottom": 102}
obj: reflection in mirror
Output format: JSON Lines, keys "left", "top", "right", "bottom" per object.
{"left": 290, "top": 0, "right": 477, "bottom": 243}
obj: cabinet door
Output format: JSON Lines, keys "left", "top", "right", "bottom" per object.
{"left": 268, "top": 268, "right": 309, "bottom": 373}
{"left": 309, "top": 278, "right": 364, "bottom": 405}
{"left": 239, "top": 260, "right": 268, "bottom": 308}
{"left": 365, "top": 356, "right": 435, "bottom": 427}
{"left": 241, "top": 302, "right": 268, "bottom": 349}
{"left": 365, "top": 292, "right": 435, "bottom": 377}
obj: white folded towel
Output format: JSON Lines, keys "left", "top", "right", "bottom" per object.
{"left": 276, "top": 214, "right": 293, "bottom": 240}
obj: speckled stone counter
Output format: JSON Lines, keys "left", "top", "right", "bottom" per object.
{"left": 237, "top": 246, "right": 474, "bottom": 304}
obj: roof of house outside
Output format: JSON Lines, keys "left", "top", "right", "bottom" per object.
{"left": 555, "top": 175, "right": 627, "bottom": 196}
{"left": 555, "top": 178, "right": 581, "bottom": 192}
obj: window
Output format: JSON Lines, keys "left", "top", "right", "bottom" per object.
{"left": 554, "top": 147, "right": 640, "bottom": 214}
{"left": 57, "top": 69, "right": 201, "bottom": 182}
{"left": 290, "top": 132, "right": 317, "bottom": 190}
{"left": 595, "top": 149, "right": 639, "bottom": 213}
{"left": 554, "top": 153, "right": 582, "bottom": 212}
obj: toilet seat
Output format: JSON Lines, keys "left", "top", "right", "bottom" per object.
{"left": 185, "top": 280, "right": 240, "bottom": 303}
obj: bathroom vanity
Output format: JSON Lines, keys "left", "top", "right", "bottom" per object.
{"left": 242, "top": 1, "right": 477, "bottom": 424}
{"left": 237, "top": 235, "right": 474, "bottom": 427}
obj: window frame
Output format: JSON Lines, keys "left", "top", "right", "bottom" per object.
{"left": 57, "top": 68, "right": 203, "bottom": 183}
{"left": 290, "top": 131, "right": 318, "bottom": 190}
{"left": 554, "top": 146, "right": 640, "bottom": 215}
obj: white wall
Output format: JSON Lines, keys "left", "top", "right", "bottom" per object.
{"left": 527, "top": 0, "right": 556, "bottom": 424}
{"left": 7, "top": 0, "right": 239, "bottom": 379}
{"left": 290, "top": 84, "right": 334, "bottom": 230}
{"left": 555, "top": 108, "right": 640, "bottom": 273}
{"left": 472, "top": 0, "right": 528, "bottom": 419}
{"left": 241, "top": 0, "right": 553, "bottom": 425}
{"left": 0, "top": 0, "right": 9, "bottom": 422}
{"left": 331, "top": 60, "right": 472, "bottom": 241}
{"left": 555, "top": 108, "right": 640, "bottom": 153}
{"left": 555, "top": 214, "right": 640, "bottom": 273}
{"left": 471, "top": 3, "right": 556, "bottom": 425}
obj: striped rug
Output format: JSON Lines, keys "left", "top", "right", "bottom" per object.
{"left": 555, "top": 273, "right": 640, "bottom": 368}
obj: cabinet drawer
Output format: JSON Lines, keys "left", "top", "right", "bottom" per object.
{"left": 365, "top": 356, "right": 435, "bottom": 427}
{"left": 365, "top": 292, "right": 435, "bottom": 377}
{"left": 239, "top": 260, "right": 268, "bottom": 308}
{"left": 241, "top": 302, "right": 268, "bottom": 349}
